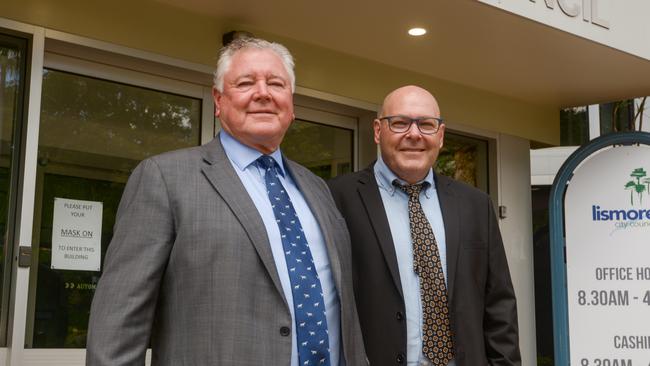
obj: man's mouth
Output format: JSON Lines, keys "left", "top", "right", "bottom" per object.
{"left": 400, "top": 148, "right": 425, "bottom": 152}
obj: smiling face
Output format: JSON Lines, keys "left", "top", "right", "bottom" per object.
{"left": 213, "top": 48, "right": 294, "bottom": 154}
{"left": 374, "top": 86, "right": 445, "bottom": 184}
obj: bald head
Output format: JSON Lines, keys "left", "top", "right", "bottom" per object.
{"left": 380, "top": 85, "right": 440, "bottom": 118}
{"left": 374, "top": 85, "right": 445, "bottom": 184}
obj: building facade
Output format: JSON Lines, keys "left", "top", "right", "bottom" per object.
{"left": 1, "top": 1, "right": 650, "bottom": 364}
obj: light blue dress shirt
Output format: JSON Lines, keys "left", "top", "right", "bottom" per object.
{"left": 220, "top": 132, "right": 342, "bottom": 366}
{"left": 374, "top": 156, "right": 456, "bottom": 366}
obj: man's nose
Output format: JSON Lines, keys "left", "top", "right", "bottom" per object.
{"left": 404, "top": 121, "right": 422, "bottom": 139}
{"left": 253, "top": 81, "right": 271, "bottom": 99}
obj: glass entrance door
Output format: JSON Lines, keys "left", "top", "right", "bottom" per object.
{"left": 27, "top": 66, "right": 202, "bottom": 348}
{"left": 0, "top": 31, "right": 29, "bottom": 347}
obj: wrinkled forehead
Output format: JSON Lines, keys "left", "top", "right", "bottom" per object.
{"left": 226, "top": 48, "right": 290, "bottom": 80}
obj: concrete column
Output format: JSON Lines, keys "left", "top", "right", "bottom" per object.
{"left": 498, "top": 133, "right": 537, "bottom": 365}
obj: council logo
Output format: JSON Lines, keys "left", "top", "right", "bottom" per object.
{"left": 624, "top": 167, "right": 650, "bottom": 206}
{"left": 591, "top": 167, "right": 650, "bottom": 228}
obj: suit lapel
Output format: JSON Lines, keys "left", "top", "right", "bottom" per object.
{"left": 199, "top": 138, "right": 286, "bottom": 304}
{"left": 287, "top": 159, "right": 343, "bottom": 297}
{"left": 436, "top": 174, "right": 460, "bottom": 304}
{"left": 357, "top": 166, "right": 404, "bottom": 298}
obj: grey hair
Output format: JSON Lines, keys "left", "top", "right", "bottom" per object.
{"left": 213, "top": 37, "right": 296, "bottom": 93}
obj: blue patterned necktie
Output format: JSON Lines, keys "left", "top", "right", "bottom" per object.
{"left": 257, "top": 155, "right": 331, "bottom": 366}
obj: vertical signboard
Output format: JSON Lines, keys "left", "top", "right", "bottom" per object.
{"left": 51, "top": 197, "right": 103, "bottom": 271}
{"left": 558, "top": 142, "right": 650, "bottom": 366}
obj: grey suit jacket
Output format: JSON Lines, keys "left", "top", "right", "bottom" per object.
{"left": 87, "top": 136, "right": 366, "bottom": 366}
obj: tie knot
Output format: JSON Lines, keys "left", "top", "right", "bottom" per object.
{"left": 257, "top": 155, "right": 278, "bottom": 171}
{"left": 393, "top": 181, "right": 426, "bottom": 198}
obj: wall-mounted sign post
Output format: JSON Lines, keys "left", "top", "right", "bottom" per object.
{"left": 550, "top": 132, "right": 650, "bottom": 366}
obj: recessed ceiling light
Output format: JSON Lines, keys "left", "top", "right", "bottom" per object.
{"left": 408, "top": 27, "right": 427, "bottom": 36}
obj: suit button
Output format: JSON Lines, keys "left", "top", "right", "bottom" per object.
{"left": 396, "top": 311, "right": 404, "bottom": 321}
{"left": 396, "top": 353, "right": 405, "bottom": 363}
{"left": 280, "top": 326, "right": 291, "bottom": 336}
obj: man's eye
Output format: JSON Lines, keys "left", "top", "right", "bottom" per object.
{"left": 391, "top": 120, "right": 410, "bottom": 128}
{"left": 236, "top": 81, "right": 254, "bottom": 88}
{"left": 268, "top": 80, "right": 285, "bottom": 88}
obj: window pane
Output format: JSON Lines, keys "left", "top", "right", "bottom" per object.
{"left": 600, "top": 100, "right": 635, "bottom": 135}
{"left": 560, "top": 106, "right": 589, "bottom": 146}
{"left": 531, "top": 185, "right": 554, "bottom": 365}
{"left": 0, "top": 33, "right": 27, "bottom": 346}
{"left": 281, "top": 119, "right": 353, "bottom": 180}
{"left": 435, "top": 132, "right": 489, "bottom": 192}
{"left": 29, "top": 69, "right": 201, "bottom": 348}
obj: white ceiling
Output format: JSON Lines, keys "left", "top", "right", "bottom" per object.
{"left": 157, "top": 0, "right": 650, "bottom": 107}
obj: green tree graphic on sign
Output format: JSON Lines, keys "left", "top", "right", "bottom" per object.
{"left": 635, "top": 184, "right": 646, "bottom": 205}
{"left": 625, "top": 181, "right": 636, "bottom": 205}
{"left": 625, "top": 168, "right": 648, "bottom": 205}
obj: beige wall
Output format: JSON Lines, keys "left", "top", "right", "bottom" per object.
{"left": 0, "top": 0, "right": 559, "bottom": 144}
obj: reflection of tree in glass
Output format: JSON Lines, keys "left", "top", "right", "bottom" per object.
{"left": 0, "top": 47, "right": 20, "bottom": 87}
{"left": 1, "top": 45, "right": 22, "bottom": 320}
{"left": 282, "top": 121, "right": 333, "bottom": 162}
{"left": 436, "top": 137, "right": 478, "bottom": 187}
{"left": 281, "top": 120, "right": 353, "bottom": 180}
{"left": 600, "top": 99, "right": 637, "bottom": 135}
{"left": 560, "top": 106, "right": 589, "bottom": 146}
{"left": 1, "top": 47, "right": 20, "bottom": 137}
{"left": 40, "top": 69, "right": 199, "bottom": 158}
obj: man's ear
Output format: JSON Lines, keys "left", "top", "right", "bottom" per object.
{"left": 373, "top": 119, "right": 382, "bottom": 144}
{"left": 212, "top": 87, "right": 221, "bottom": 117}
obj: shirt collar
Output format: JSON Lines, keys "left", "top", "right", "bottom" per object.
{"left": 219, "top": 131, "right": 287, "bottom": 176}
{"left": 374, "top": 155, "right": 436, "bottom": 198}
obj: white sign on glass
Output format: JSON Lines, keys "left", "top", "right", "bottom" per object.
{"left": 51, "top": 197, "right": 103, "bottom": 271}
{"left": 565, "top": 145, "right": 650, "bottom": 366}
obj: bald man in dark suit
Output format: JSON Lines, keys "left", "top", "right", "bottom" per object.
{"left": 329, "top": 86, "right": 520, "bottom": 366}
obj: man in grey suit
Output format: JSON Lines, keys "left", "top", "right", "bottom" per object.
{"left": 87, "top": 37, "right": 366, "bottom": 366}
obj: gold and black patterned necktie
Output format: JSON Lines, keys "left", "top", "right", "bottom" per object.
{"left": 394, "top": 181, "right": 454, "bottom": 365}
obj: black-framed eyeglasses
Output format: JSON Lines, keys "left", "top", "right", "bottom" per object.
{"left": 378, "top": 115, "right": 444, "bottom": 135}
